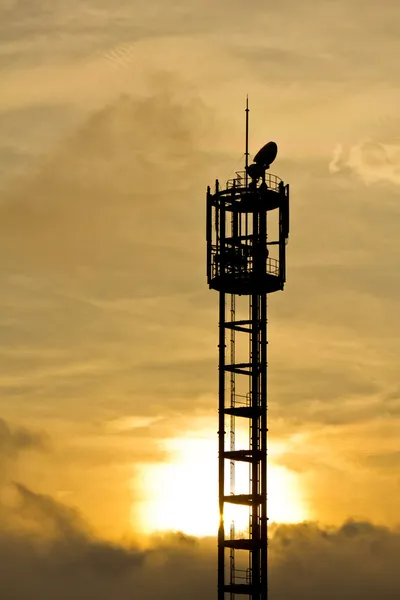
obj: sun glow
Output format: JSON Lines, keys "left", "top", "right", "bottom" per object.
{"left": 133, "top": 428, "right": 308, "bottom": 537}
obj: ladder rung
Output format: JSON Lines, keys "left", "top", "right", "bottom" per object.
{"left": 224, "top": 539, "right": 253, "bottom": 550}
{"left": 224, "top": 363, "right": 252, "bottom": 375}
{"left": 224, "top": 494, "right": 262, "bottom": 506}
{"left": 224, "top": 450, "right": 262, "bottom": 462}
{"left": 224, "top": 407, "right": 262, "bottom": 418}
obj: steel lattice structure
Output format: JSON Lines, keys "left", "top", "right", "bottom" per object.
{"left": 206, "top": 105, "right": 290, "bottom": 600}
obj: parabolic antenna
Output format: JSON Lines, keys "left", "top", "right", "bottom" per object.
{"left": 253, "top": 141, "right": 278, "bottom": 168}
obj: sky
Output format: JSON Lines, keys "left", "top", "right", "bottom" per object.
{"left": 1, "top": 0, "right": 400, "bottom": 597}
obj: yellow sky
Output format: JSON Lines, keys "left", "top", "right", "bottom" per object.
{"left": 1, "top": 1, "right": 400, "bottom": 597}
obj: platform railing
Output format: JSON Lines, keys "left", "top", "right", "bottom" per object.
{"left": 211, "top": 247, "right": 280, "bottom": 279}
{"left": 226, "top": 171, "right": 282, "bottom": 192}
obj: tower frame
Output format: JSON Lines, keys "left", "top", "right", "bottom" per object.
{"left": 206, "top": 109, "right": 289, "bottom": 600}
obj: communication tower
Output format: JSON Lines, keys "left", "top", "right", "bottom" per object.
{"left": 206, "top": 101, "right": 290, "bottom": 600}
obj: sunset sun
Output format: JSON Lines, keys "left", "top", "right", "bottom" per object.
{"left": 133, "top": 429, "right": 308, "bottom": 537}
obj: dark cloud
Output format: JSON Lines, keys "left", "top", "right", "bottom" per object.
{"left": 0, "top": 416, "right": 399, "bottom": 599}
{"left": 0, "top": 417, "right": 47, "bottom": 457}
{"left": 0, "top": 418, "right": 48, "bottom": 488}
{"left": 0, "top": 483, "right": 147, "bottom": 599}
{"left": 1, "top": 483, "right": 400, "bottom": 600}
{"left": 13, "top": 483, "right": 90, "bottom": 539}
{"left": 270, "top": 520, "right": 400, "bottom": 599}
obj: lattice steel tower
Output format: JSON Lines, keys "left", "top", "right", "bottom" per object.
{"left": 206, "top": 103, "right": 290, "bottom": 600}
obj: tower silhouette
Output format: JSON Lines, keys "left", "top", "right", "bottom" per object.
{"left": 206, "top": 101, "right": 290, "bottom": 599}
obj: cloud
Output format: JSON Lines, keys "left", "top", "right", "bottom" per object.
{"left": 329, "top": 139, "right": 400, "bottom": 185}
{"left": 107, "top": 415, "right": 162, "bottom": 434}
{"left": 271, "top": 416, "right": 400, "bottom": 527}
{"left": 0, "top": 380, "right": 399, "bottom": 599}
{"left": 0, "top": 85, "right": 214, "bottom": 278}
{"left": 0, "top": 418, "right": 47, "bottom": 458}
{"left": 0, "top": 483, "right": 146, "bottom": 599}
{"left": 0, "top": 82, "right": 224, "bottom": 440}
{"left": 1, "top": 1, "right": 400, "bottom": 547}
{"left": 328, "top": 142, "right": 343, "bottom": 173}
{"left": 362, "top": 450, "right": 400, "bottom": 473}
{"left": 0, "top": 417, "right": 48, "bottom": 492}
{"left": 1, "top": 481, "right": 400, "bottom": 600}
{"left": 6, "top": 483, "right": 89, "bottom": 541}
{"left": 270, "top": 520, "right": 400, "bottom": 599}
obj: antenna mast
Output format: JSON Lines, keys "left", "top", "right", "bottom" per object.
{"left": 245, "top": 96, "right": 249, "bottom": 188}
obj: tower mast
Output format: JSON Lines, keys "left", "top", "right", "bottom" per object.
{"left": 245, "top": 97, "right": 249, "bottom": 189}
{"left": 206, "top": 104, "right": 290, "bottom": 600}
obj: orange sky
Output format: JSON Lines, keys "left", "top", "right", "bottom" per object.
{"left": 1, "top": 1, "right": 400, "bottom": 597}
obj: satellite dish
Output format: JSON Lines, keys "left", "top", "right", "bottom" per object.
{"left": 253, "top": 141, "right": 278, "bottom": 167}
{"left": 246, "top": 162, "right": 265, "bottom": 180}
